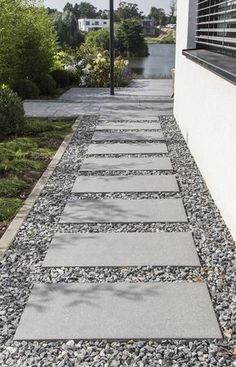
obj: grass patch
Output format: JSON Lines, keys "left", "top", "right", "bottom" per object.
{"left": 0, "top": 176, "right": 28, "bottom": 196}
{"left": 0, "top": 198, "right": 23, "bottom": 221}
{"left": 0, "top": 118, "right": 74, "bottom": 234}
{"left": 145, "top": 30, "right": 176, "bottom": 44}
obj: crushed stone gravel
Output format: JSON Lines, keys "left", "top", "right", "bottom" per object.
{"left": 0, "top": 115, "right": 235, "bottom": 367}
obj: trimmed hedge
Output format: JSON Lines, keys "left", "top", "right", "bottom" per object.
{"left": 13, "top": 79, "right": 40, "bottom": 100}
{"left": 35, "top": 74, "right": 56, "bottom": 96}
{"left": 50, "top": 69, "right": 70, "bottom": 88}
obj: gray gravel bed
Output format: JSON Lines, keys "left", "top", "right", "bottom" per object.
{"left": 0, "top": 115, "right": 235, "bottom": 366}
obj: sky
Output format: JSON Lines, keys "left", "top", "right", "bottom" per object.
{"left": 43, "top": 0, "right": 170, "bottom": 14}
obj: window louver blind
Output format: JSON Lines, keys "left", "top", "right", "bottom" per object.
{"left": 196, "top": 0, "right": 236, "bottom": 57}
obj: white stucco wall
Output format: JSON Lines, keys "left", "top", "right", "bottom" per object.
{"left": 174, "top": 0, "right": 236, "bottom": 239}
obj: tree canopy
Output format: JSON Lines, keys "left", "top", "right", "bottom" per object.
{"left": 116, "top": 19, "right": 148, "bottom": 57}
{"left": 115, "top": 2, "right": 144, "bottom": 21}
{"left": 52, "top": 10, "right": 85, "bottom": 48}
{"left": 149, "top": 7, "right": 167, "bottom": 26}
{"left": 0, "top": 0, "right": 57, "bottom": 84}
{"left": 63, "top": 1, "right": 97, "bottom": 19}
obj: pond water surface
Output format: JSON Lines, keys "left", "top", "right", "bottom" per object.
{"left": 129, "top": 43, "right": 176, "bottom": 78}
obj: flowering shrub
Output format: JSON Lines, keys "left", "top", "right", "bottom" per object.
{"left": 71, "top": 45, "right": 131, "bottom": 87}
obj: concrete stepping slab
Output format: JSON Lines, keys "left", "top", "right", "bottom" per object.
{"left": 60, "top": 199, "right": 188, "bottom": 223}
{"left": 80, "top": 157, "right": 173, "bottom": 171}
{"left": 92, "top": 131, "right": 165, "bottom": 142}
{"left": 14, "top": 282, "right": 222, "bottom": 340}
{"left": 96, "top": 122, "right": 161, "bottom": 130}
{"left": 42, "top": 232, "right": 200, "bottom": 267}
{"left": 87, "top": 143, "right": 168, "bottom": 155}
{"left": 72, "top": 175, "right": 179, "bottom": 193}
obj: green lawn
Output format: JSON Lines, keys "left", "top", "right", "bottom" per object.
{"left": 0, "top": 118, "right": 73, "bottom": 237}
{"left": 145, "top": 30, "right": 176, "bottom": 45}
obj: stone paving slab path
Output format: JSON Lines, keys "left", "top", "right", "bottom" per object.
{"left": 42, "top": 232, "right": 200, "bottom": 267}
{"left": 60, "top": 199, "right": 188, "bottom": 223}
{"left": 14, "top": 283, "right": 222, "bottom": 340}
{"left": 86, "top": 143, "right": 168, "bottom": 155}
{"left": 96, "top": 122, "right": 161, "bottom": 130}
{"left": 11, "top": 81, "right": 224, "bottom": 350}
{"left": 72, "top": 175, "right": 179, "bottom": 193}
{"left": 80, "top": 157, "right": 173, "bottom": 171}
{"left": 92, "top": 131, "right": 165, "bottom": 142}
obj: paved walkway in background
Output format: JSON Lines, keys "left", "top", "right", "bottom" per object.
{"left": 14, "top": 84, "right": 222, "bottom": 340}
{"left": 24, "top": 80, "right": 173, "bottom": 119}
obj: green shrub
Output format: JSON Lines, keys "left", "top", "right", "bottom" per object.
{"left": 0, "top": 198, "right": 23, "bottom": 221}
{"left": 66, "top": 69, "right": 78, "bottom": 85}
{"left": 35, "top": 74, "right": 56, "bottom": 96}
{"left": 0, "top": 86, "right": 25, "bottom": 136}
{"left": 50, "top": 69, "right": 70, "bottom": 88}
{"left": 13, "top": 79, "right": 40, "bottom": 100}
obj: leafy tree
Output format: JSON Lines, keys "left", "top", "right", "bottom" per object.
{"left": 78, "top": 2, "right": 97, "bottom": 18}
{"left": 53, "top": 10, "right": 85, "bottom": 48}
{"left": 168, "top": 0, "right": 176, "bottom": 24}
{"left": 115, "top": 2, "right": 143, "bottom": 21}
{"left": 47, "top": 7, "right": 57, "bottom": 15}
{"left": 63, "top": 2, "right": 74, "bottom": 12}
{"left": 85, "top": 29, "right": 109, "bottom": 50}
{"left": 0, "top": 0, "right": 57, "bottom": 84}
{"left": 149, "top": 7, "right": 167, "bottom": 26}
{"left": 97, "top": 9, "right": 109, "bottom": 20}
{"left": 63, "top": 2, "right": 81, "bottom": 19}
{"left": 116, "top": 19, "right": 148, "bottom": 57}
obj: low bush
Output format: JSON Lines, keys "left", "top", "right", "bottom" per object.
{"left": 0, "top": 85, "right": 25, "bottom": 137}
{"left": 35, "top": 74, "right": 56, "bottom": 96}
{"left": 50, "top": 69, "right": 70, "bottom": 88}
{"left": 13, "top": 80, "right": 40, "bottom": 100}
{"left": 66, "top": 69, "right": 78, "bottom": 85}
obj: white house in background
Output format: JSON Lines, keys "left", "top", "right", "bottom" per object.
{"left": 78, "top": 19, "right": 110, "bottom": 32}
{"left": 174, "top": 0, "right": 236, "bottom": 239}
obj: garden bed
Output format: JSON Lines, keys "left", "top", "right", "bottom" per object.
{"left": 0, "top": 118, "right": 74, "bottom": 238}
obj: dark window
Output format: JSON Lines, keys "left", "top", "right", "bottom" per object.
{"left": 86, "top": 21, "right": 90, "bottom": 25}
{"left": 196, "top": 0, "right": 236, "bottom": 57}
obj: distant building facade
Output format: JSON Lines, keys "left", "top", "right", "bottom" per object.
{"left": 78, "top": 19, "right": 110, "bottom": 32}
{"left": 141, "top": 19, "right": 157, "bottom": 37}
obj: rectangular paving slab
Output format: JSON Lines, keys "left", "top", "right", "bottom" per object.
{"left": 80, "top": 157, "right": 173, "bottom": 171}
{"left": 42, "top": 232, "right": 200, "bottom": 267}
{"left": 96, "top": 122, "right": 161, "bottom": 130}
{"left": 72, "top": 175, "right": 179, "bottom": 193}
{"left": 60, "top": 199, "right": 188, "bottom": 223}
{"left": 87, "top": 143, "right": 168, "bottom": 155}
{"left": 14, "top": 282, "right": 222, "bottom": 340}
{"left": 92, "top": 131, "right": 165, "bottom": 142}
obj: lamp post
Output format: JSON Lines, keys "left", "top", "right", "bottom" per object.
{"left": 109, "top": 0, "right": 115, "bottom": 95}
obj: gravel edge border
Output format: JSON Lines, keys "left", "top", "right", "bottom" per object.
{"left": 0, "top": 119, "right": 81, "bottom": 258}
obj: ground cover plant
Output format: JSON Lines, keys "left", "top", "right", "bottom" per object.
{"left": 0, "top": 118, "right": 73, "bottom": 238}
